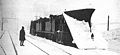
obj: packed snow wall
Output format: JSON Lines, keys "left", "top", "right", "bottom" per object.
{"left": 63, "top": 8, "right": 108, "bottom": 49}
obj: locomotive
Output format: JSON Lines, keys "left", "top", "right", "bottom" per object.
{"left": 30, "top": 8, "right": 95, "bottom": 48}
{"left": 30, "top": 14, "right": 77, "bottom": 47}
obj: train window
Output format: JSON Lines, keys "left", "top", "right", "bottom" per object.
{"left": 41, "top": 22, "right": 45, "bottom": 31}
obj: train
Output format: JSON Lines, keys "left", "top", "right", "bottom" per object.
{"left": 30, "top": 8, "right": 95, "bottom": 48}
{"left": 30, "top": 14, "right": 77, "bottom": 48}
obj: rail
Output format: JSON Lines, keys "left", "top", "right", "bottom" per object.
{"left": 8, "top": 31, "right": 18, "bottom": 55}
{"left": 9, "top": 31, "right": 72, "bottom": 55}
{"left": 0, "top": 31, "right": 5, "bottom": 39}
{"left": 10, "top": 32, "right": 49, "bottom": 55}
{"left": 26, "top": 40, "right": 50, "bottom": 55}
{"left": 27, "top": 34, "right": 72, "bottom": 55}
{"left": 0, "top": 31, "right": 6, "bottom": 55}
{"left": 0, "top": 44, "right": 7, "bottom": 55}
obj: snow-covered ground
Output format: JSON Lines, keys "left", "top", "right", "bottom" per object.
{"left": 0, "top": 45, "right": 5, "bottom": 55}
{"left": 0, "top": 19, "right": 119, "bottom": 55}
{"left": 0, "top": 31, "right": 16, "bottom": 55}
{"left": 26, "top": 31, "right": 119, "bottom": 55}
{"left": 0, "top": 29, "right": 119, "bottom": 55}
{"left": 103, "top": 28, "right": 120, "bottom": 54}
{"left": 0, "top": 30, "right": 4, "bottom": 39}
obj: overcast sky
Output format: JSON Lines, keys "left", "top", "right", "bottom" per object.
{"left": 1, "top": 0, "right": 119, "bottom": 17}
{"left": 0, "top": 0, "right": 120, "bottom": 30}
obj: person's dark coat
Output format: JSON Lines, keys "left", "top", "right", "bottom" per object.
{"left": 19, "top": 28, "right": 26, "bottom": 41}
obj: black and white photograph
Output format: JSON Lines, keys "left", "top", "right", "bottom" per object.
{"left": 0, "top": 0, "right": 120, "bottom": 55}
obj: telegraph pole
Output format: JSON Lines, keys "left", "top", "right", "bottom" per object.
{"left": 107, "top": 15, "right": 109, "bottom": 31}
{"left": 1, "top": 17, "right": 3, "bottom": 31}
{"left": 1, "top": 17, "right": 16, "bottom": 31}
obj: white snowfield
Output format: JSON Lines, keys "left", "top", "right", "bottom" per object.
{"left": 0, "top": 30, "right": 118, "bottom": 55}
{"left": 0, "top": 12, "right": 119, "bottom": 55}
{"left": 103, "top": 29, "right": 120, "bottom": 54}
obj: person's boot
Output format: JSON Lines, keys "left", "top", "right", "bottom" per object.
{"left": 22, "top": 43, "right": 24, "bottom": 46}
{"left": 22, "top": 44, "right": 24, "bottom": 46}
{"left": 20, "top": 42, "right": 22, "bottom": 46}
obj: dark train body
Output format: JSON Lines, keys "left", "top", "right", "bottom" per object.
{"left": 30, "top": 8, "right": 95, "bottom": 48}
{"left": 30, "top": 14, "right": 76, "bottom": 47}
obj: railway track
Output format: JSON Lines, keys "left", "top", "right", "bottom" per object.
{"left": 0, "top": 44, "right": 7, "bottom": 55}
{"left": 8, "top": 31, "right": 71, "bottom": 55}
{"left": 26, "top": 35, "right": 72, "bottom": 55}
{"left": 8, "top": 31, "right": 18, "bottom": 55}
{"left": 0, "top": 31, "right": 5, "bottom": 39}
{"left": 8, "top": 31, "right": 49, "bottom": 55}
{"left": 0, "top": 31, "right": 14, "bottom": 55}
{"left": 0, "top": 31, "right": 6, "bottom": 55}
{"left": 45, "top": 41, "right": 72, "bottom": 55}
{"left": 26, "top": 40, "right": 50, "bottom": 55}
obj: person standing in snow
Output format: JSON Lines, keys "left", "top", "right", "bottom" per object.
{"left": 19, "top": 26, "right": 26, "bottom": 46}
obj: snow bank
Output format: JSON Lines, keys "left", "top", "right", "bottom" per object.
{"left": 103, "top": 28, "right": 120, "bottom": 41}
{"left": 103, "top": 28, "right": 120, "bottom": 54}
